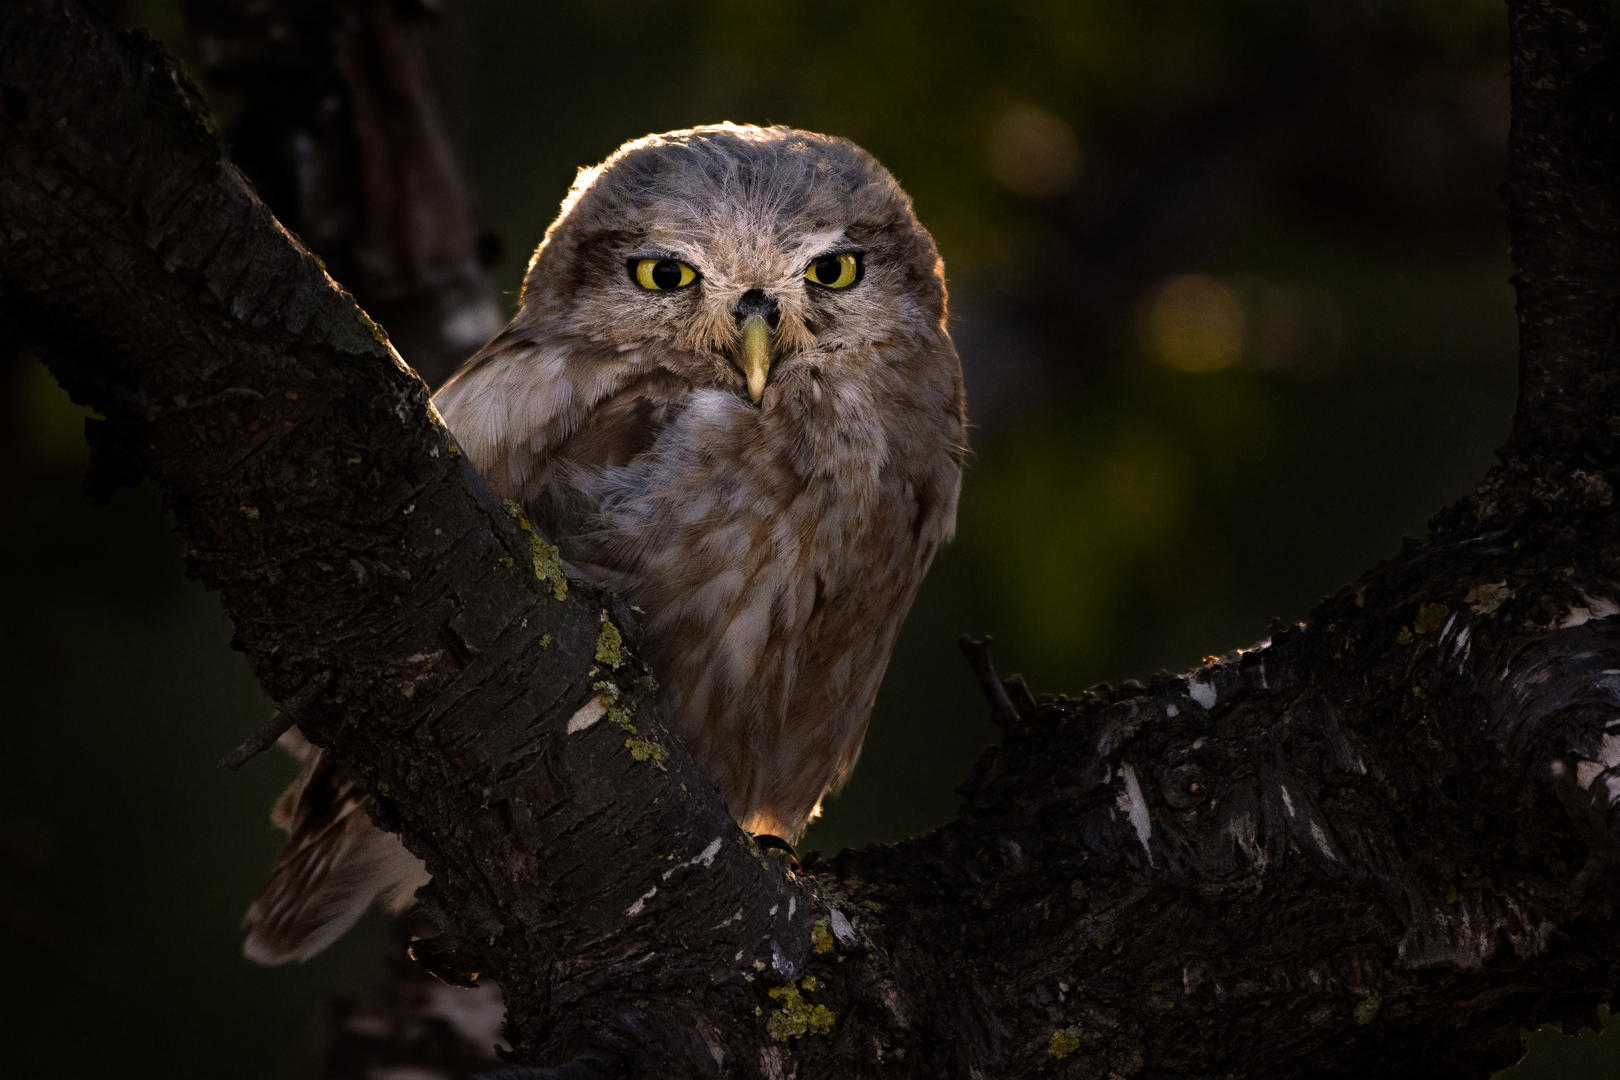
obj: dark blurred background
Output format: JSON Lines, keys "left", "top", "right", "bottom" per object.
{"left": 5, "top": 0, "right": 1612, "bottom": 1076}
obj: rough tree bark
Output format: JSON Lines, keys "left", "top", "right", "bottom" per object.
{"left": 3, "top": 0, "right": 1618, "bottom": 1076}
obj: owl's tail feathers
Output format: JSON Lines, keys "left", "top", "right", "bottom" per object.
{"left": 242, "top": 729, "right": 430, "bottom": 965}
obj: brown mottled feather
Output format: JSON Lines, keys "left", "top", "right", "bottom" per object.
{"left": 243, "top": 731, "right": 427, "bottom": 963}
{"left": 245, "top": 123, "right": 965, "bottom": 963}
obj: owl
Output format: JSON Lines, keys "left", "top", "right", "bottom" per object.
{"left": 244, "top": 123, "right": 966, "bottom": 964}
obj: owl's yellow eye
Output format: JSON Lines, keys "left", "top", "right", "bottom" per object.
{"left": 804, "top": 252, "right": 862, "bottom": 289}
{"left": 630, "top": 258, "right": 697, "bottom": 290}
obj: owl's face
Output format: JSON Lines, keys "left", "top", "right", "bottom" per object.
{"left": 513, "top": 124, "right": 949, "bottom": 407}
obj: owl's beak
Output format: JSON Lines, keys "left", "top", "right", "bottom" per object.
{"left": 737, "top": 313, "right": 773, "bottom": 405}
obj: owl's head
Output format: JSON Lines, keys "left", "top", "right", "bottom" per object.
{"left": 513, "top": 123, "right": 949, "bottom": 405}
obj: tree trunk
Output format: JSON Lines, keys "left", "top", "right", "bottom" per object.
{"left": 2, "top": 0, "right": 1618, "bottom": 1076}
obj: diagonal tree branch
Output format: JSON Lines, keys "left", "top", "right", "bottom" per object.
{"left": 4, "top": 0, "right": 1620, "bottom": 1076}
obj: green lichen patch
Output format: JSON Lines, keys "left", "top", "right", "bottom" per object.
{"left": 1395, "top": 626, "right": 1413, "bottom": 645}
{"left": 1465, "top": 581, "right": 1513, "bottom": 615}
{"left": 1413, "top": 602, "right": 1450, "bottom": 635}
{"left": 592, "top": 680, "right": 637, "bottom": 733}
{"left": 595, "top": 615, "right": 625, "bottom": 669}
{"left": 539, "top": 633, "right": 552, "bottom": 650}
{"left": 810, "top": 919, "right": 835, "bottom": 955}
{"left": 625, "top": 736, "right": 666, "bottom": 769}
{"left": 586, "top": 661, "right": 661, "bottom": 768}
{"left": 502, "top": 500, "right": 568, "bottom": 600}
{"left": 1353, "top": 991, "right": 1381, "bottom": 1025}
{"left": 1049, "top": 1027, "right": 1082, "bottom": 1059}
{"left": 528, "top": 534, "right": 568, "bottom": 601}
{"left": 765, "top": 979, "right": 835, "bottom": 1042}
{"left": 357, "top": 309, "right": 391, "bottom": 348}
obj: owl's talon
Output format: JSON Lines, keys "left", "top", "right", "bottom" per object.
{"left": 752, "top": 833, "right": 800, "bottom": 868}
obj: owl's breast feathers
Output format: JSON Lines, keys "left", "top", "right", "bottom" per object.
{"left": 435, "top": 336, "right": 963, "bottom": 840}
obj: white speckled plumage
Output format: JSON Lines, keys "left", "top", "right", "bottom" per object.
{"left": 244, "top": 123, "right": 965, "bottom": 964}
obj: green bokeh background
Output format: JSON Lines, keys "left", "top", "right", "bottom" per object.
{"left": 2, "top": 1, "right": 1611, "bottom": 1075}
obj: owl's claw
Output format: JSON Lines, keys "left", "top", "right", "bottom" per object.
{"left": 752, "top": 833, "right": 800, "bottom": 868}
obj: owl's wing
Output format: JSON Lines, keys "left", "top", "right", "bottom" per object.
{"left": 242, "top": 729, "right": 428, "bottom": 964}
{"left": 433, "top": 333, "right": 694, "bottom": 585}
{"left": 429, "top": 331, "right": 663, "bottom": 498}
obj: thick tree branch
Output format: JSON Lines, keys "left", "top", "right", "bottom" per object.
{"left": 1503, "top": 0, "right": 1620, "bottom": 464}
{"left": 4, "top": 0, "right": 1620, "bottom": 1076}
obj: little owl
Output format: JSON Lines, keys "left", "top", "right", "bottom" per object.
{"left": 244, "top": 123, "right": 966, "bottom": 963}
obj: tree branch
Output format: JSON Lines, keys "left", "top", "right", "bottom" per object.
{"left": 1504, "top": 0, "right": 1620, "bottom": 464}
{"left": 4, "top": 0, "right": 1619, "bottom": 1076}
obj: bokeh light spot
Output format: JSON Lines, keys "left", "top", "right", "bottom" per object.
{"left": 987, "top": 103, "right": 1082, "bottom": 199}
{"left": 1141, "top": 273, "right": 1246, "bottom": 373}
